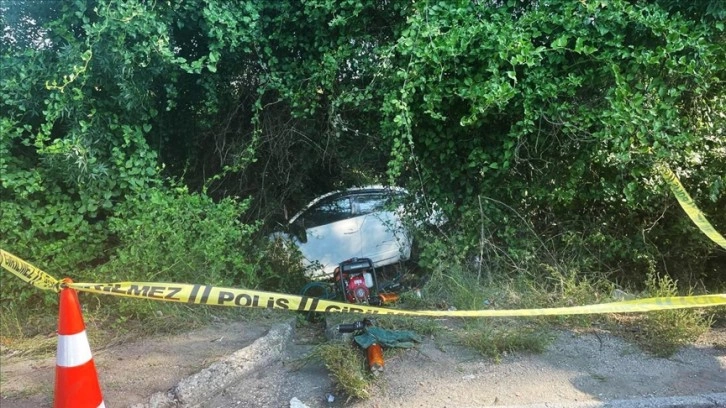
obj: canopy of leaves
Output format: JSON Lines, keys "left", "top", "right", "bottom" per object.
{"left": 1, "top": 0, "right": 724, "bottom": 310}
{"left": 379, "top": 0, "right": 725, "bottom": 279}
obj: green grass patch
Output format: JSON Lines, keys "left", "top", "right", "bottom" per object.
{"left": 305, "top": 342, "right": 373, "bottom": 400}
{"left": 0, "top": 297, "right": 266, "bottom": 357}
{"left": 606, "top": 272, "right": 713, "bottom": 357}
{"left": 458, "top": 320, "right": 552, "bottom": 362}
{"left": 374, "top": 315, "right": 442, "bottom": 336}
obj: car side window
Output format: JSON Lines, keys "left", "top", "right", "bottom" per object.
{"left": 354, "top": 193, "right": 389, "bottom": 216}
{"left": 303, "top": 196, "right": 352, "bottom": 228}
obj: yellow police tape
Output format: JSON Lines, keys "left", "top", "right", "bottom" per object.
{"left": 2, "top": 249, "right": 725, "bottom": 317}
{"left": 0, "top": 248, "right": 59, "bottom": 291}
{"left": 660, "top": 164, "right": 726, "bottom": 250}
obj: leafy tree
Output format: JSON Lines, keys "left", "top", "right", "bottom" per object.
{"left": 0, "top": 0, "right": 264, "bottom": 309}
{"left": 2, "top": 0, "right": 724, "bottom": 317}
{"left": 380, "top": 0, "right": 725, "bottom": 280}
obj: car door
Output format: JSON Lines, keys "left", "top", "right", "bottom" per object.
{"left": 291, "top": 194, "right": 362, "bottom": 275}
{"left": 355, "top": 192, "right": 411, "bottom": 267}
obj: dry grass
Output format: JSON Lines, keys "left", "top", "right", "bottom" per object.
{"left": 303, "top": 342, "right": 373, "bottom": 400}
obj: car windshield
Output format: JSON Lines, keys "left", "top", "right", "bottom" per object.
{"left": 289, "top": 187, "right": 407, "bottom": 230}
{"left": 294, "top": 195, "right": 352, "bottom": 229}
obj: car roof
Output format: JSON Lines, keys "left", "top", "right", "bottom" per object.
{"left": 288, "top": 185, "right": 408, "bottom": 224}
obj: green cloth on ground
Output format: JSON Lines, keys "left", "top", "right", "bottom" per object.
{"left": 354, "top": 327, "right": 422, "bottom": 349}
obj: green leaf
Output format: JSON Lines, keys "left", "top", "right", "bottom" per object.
{"left": 551, "top": 35, "right": 569, "bottom": 49}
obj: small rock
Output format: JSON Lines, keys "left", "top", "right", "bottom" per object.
{"left": 290, "top": 397, "right": 310, "bottom": 408}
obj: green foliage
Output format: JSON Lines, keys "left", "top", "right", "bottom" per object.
{"left": 96, "top": 186, "right": 259, "bottom": 286}
{"left": 1, "top": 0, "right": 724, "bottom": 348}
{"left": 0, "top": 182, "right": 262, "bottom": 341}
{"left": 0, "top": 301, "right": 57, "bottom": 351}
{"left": 413, "top": 200, "right": 617, "bottom": 318}
{"left": 382, "top": 0, "right": 725, "bottom": 283}
{"left": 374, "top": 315, "right": 441, "bottom": 337}
{"left": 611, "top": 272, "right": 712, "bottom": 357}
{"left": 0, "top": 0, "right": 264, "bottom": 317}
{"left": 537, "top": 265, "right": 615, "bottom": 327}
{"left": 259, "top": 238, "right": 312, "bottom": 295}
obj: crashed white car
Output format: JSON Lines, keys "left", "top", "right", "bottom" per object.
{"left": 273, "top": 186, "right": 414, "bottom": 279}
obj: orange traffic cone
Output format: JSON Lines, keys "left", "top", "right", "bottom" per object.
{"left": 54, "top": 279, "right": 105, "bottom": 408}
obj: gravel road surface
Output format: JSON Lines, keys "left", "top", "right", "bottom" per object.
{"left": 1, "top": 314, "right": 724, "bottom": 408}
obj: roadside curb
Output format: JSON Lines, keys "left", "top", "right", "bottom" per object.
{"left": 473, "top": 392, "right": 726, "bottom": 408}
{"left": 132, "top": 319, "right": 295, "bottom": 408}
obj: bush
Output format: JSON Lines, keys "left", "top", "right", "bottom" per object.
{"left": 257, "top": 237, "right": 311, "bottom": 295}
{"left": 609, "top": 272, "right": 713, "bottom": 357}
{"left": 412, "top": 209, "right": 615, "bottom": 316}
{"left": 95, "top": 186, "right": 259, "bottom": 286}
{"left": 0, "top": 185, "right": 262, "bottom": 343}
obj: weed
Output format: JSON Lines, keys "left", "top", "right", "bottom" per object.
{"left": 261, "top": 238, "right": 311, "bottom": 294}
{"left": 374, "top": 315, "right": 441, "bottom": 336}
{"left": 305, "top": 342, "right": 372, "bottom": 400}
{"left": 397, "top": 286, "right": 437, "bottom": 310}
{"left": 539, "top": 265, "right": 614, "bottom": 327}
{"left": 0, "top": 334, "right": 56, "bottom": 358}
{"left": 458, "top": 321, "right": 552, "bottom": 362}
{"left": 0, "top": 296, "right": 262, "bottom": 358}
{"left": 608, "top": 272, "right": 712, "bottom": 357}
{"left": 0, "top": 306, "right": 58, "bottom": 357}
{"left": 413, "top": 222, "right": 616, "bottom": 332}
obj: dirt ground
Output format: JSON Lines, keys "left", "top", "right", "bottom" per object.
{"left": 1, "top": 313, "right": 725, "bottom": 408}
{"left": 0, "top": 316, "right": 277, "bottom": 407}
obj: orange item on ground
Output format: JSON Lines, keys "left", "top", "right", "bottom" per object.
{"left": 367, "top": 343, "right": 384, "bottom": 373}
{"left": 378, "top": 292, "right": 400, "bottom": 304}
